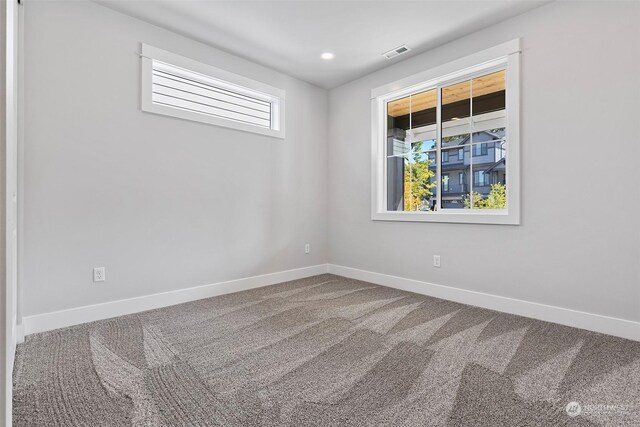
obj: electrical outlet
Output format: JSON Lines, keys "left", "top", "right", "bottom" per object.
{"left": 93, "top": 267, "right": 106, "bottom": 282}
{"left": 433, "top": 255, "right": 441, "bottom": 268}
{"left": 305, "top": 243, "right": 311, "bottom": 254}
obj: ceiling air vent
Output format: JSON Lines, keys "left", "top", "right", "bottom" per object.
{"left": 382, "top": 45, "right": 411, "bottom": 60}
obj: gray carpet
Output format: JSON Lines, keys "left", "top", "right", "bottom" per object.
{"left": 12, "top": 274, "right": 640, "bottom": 426}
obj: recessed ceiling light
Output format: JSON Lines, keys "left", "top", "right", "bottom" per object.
{"left": 321, "top": 52, "right": 335, "bottom": 60}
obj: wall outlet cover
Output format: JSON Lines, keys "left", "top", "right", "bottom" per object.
{"left": 93, "top": 267, "right": 106, "bottom": 282}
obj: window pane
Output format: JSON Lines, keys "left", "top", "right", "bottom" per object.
{"left": 442, "top": 79, "right": 471, "bottom": 119}
{"left": 468, "top": 146, "right": 506, "bottom": 209}
{"left": 442, "top": 80, "right": 471, "bottom": 153}
{"left": 404, "top": 140, "right": 437, "bottom": 211}
{"left": 469, "top": 70, "right": 507, "bottom": 210}
{"left": 441, "top": 146, "right": 470, "bottom": 209}
{"left": 407, "top": 89, "right": 438, "bottom": 211}
{"left": 471, "top": 70, "right": 505, "bottom": 117}
{"left": 404, "top": 142, "right": 436, "bottom": 211}
{"left": 386, "top": 89, "right": 438, "bottom": 212}
{"left": 409, "top": 89, "right": 437, "bottom": 129}
{"left": 386, "top": 95, "right": 410, "bottom": 211}
{"left": 441, "top": 80, "right": 471, "bottom": 210}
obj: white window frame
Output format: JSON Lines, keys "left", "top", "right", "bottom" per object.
{"left": 371, "top": 39, "right": 520, "bottom": 225}
{"left": 141, "top": 44, "right": 286, "bottom": 139}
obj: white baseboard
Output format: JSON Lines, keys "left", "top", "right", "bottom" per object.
{"left": 327, "top": 264, "right": 640, "bottom": 342}
{"left": 16, "top": 323, "right": 24, "bottom": 344}
{"left": 22, "top": 262, "right": 640, "bottom": 342}
{"left": 23, "top": 264, "right": 329, "bottom": 337}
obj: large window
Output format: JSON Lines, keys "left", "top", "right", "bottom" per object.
{"left": 371, "top": 40, "right": 520, "bottom": 224}
{"left": 141, "top": 44, "right": 285, "bottom": 138}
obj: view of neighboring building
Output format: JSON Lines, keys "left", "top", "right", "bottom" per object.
{"left": 432, "top": 129, "right": 506, "bottom": 209}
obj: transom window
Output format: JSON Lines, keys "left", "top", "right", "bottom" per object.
{"left": 371, "top": 40, "right": 520, "bottom": 224}
{"left": 141, "top": 44, "right": 285, "bottom": 139}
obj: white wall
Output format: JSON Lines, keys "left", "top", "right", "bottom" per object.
{"left": 21, "top": 1, "right": 640, "bottom": 334}
{"left": 328, "top": 1, "right": 640, "bottom": 322}
{"left": 2, "top": 0, "right": 19, "bottom": 423}
{"left": 22, "top": 0, "right": 328, "bottom": 317}
{"left": 1, "top": 1, "right": 7, "bottom": 421}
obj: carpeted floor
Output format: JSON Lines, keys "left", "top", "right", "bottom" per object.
{"left": 13, "top": 274, "right": 640, "bottom": 426}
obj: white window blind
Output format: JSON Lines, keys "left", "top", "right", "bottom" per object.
{"left": 152, "top": 61, "right": 272, "bottom": 128}
{"left": 141, "top": 44, "right": 285, "bottom": 138}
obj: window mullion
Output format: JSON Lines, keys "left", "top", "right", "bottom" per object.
{"left": 436, "top": 87, "right": 442, "bottom": 211}
{"left": 408, "top": 94, "right": 413, "bottom": 211}
{"left": 469, "top": 78, "right": 474, "bottom": 209}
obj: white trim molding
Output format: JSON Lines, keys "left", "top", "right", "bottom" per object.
{"left": 15, "top": 323, "right": 23, "bottom": 345}
{"left": 327, "top": 264, "right": 640, "bottom": 342}
{"left": 22, "top": 264, "right": 328, "bottom": 336}
{"left": 21, "top": 263, "right": 640, "bottom": 342}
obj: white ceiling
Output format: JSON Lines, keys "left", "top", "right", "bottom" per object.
{"left": 94, "top": 0, "right": 547, "bottom": 89}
